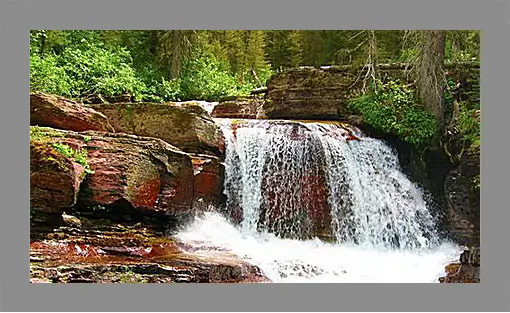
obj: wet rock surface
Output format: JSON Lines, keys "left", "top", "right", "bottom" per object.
{"left": 191, "top": 154, "right": 226, "bottom": 209}
{"left": 439, "top": 247, "right": 480, "bottom": 283}
{"left": 30, "top": 216, "right": 269, "bottom": 283}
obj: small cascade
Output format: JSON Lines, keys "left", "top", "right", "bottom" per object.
{"left": 218, "top": 118, "right": 440, "bottom": 250}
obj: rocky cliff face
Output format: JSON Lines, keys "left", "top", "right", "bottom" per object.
{"left": 264, "top": 67, "right": 352, "bottom": 120}
{"left": 444, "top": 149, "right": 480, "bottom": 246}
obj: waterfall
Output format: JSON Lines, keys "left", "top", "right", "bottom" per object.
{"left": 176, "top": 118, "right": 460, "bottom": 283}
{"left": 219, "top": 119, "right": 440, "bottom": 250}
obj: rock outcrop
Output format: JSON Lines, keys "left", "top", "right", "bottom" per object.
{"left": 264, "top": 67, "right": 353, "bottom": 120}
{"left": 439, "top": 247, "right": 480, "bottom": 283}
{"left": 88, "top": 102, "right": 225, "bottom": 157}
{"left": 444, "top": 149, "right": 480, "bottom": 246}
{"left": 30, "top": 136, "right": 86, "bottom": 214}
{"left": 191, "top": 154, "right": 226, "bottom": 209}
{"left": 30, "top": 126, "right": 195, "bottom": 220}
{"left": 31, "top": 93, "right": 115, "bottom": 132}
{"left": 211, "top": 97, "right": 265, "bottom": 119}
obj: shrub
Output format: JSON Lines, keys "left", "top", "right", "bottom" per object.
{"left": 57, "top": 40, "right": 143, "bottom": 99}
{"left": 348, "top": 80, "right": 437, "bottom": 149}
{"left": 30, "top": 53, "right": 73, "bottom": 97}
{"left": 179, "top": 53, "right": 238, "bottom": 101}
{"left": 457, "top": 103, "right": 480, "bottom": 153}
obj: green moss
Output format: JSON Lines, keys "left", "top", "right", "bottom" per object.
{"left": 30, "top": 141, "right": 70, "bottom": 172}
{"left": 30, "top": 126, "right": 65, "bottom": 142}
{"left": 30, "top": 127, "right": 94, "bottom": 176}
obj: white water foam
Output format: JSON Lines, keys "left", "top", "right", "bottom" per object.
{"left": 176, "top": 212, "right": 462, "bottom": 283}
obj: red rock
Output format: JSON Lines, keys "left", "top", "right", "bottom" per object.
{"left": 439, "top": 248, "right": 480, "bottom": 283}
{"left": 300, "top": 173, "right": 332, "bottom": 240}
{"left": 30, "top": 127, "right": 194, "bottom": 215}
{"left": 191, "top": 154, "right": 225, "bottom": 208}
{"left": 30, "top": 93, "right": 114, "bottom": 132}
{"left": 259, "top": 128, "right": 331, "bottom": 239}
{"left": 211, "top": 99, "right": 261, "bottom": 119}
{"left": 30, "top": 139, "right": 86, "bottom": 214}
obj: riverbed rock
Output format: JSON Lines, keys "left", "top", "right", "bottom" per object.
{"left": 30, "top": 126, "right": 195, "bottom": 220}
{"left": 439, "top": 247, "right": 480, "bottom": 283}
{"left": 88, "top": 102, "right": 225, "bottom": 157}
{"left": 259, "top": 122, "right": 332, "bottom": 240}
{"left": 30, "top": 221, "right": 269, "bottom": 283}
{"left": 30, "top": 92, "right": 115, "bottom": 132}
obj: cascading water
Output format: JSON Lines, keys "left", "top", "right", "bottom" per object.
{"left": 176, "top": 118, "right": 462, "bottom": 282}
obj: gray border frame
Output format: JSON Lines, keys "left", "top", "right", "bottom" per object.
{"left": 1, "top": 0, "right": 509, "bottom": 311}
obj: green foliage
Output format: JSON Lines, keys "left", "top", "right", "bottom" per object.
{"left": 348, "top": 80, "right": 437, "bottom": 148}
{"left": 457, "top": 103, "right": 480, "bottom": 152}
{"left": 29, "top": 30, "right": 478, "bottom": 103}
{"left": 30, "top": 38, "right": 144, "bottom": 100}
{"left": 50, "top": 142, "right": 94, "bottom": 175}
{"left": 30, "top": 53, "right": 73, "bottom": 97}
{"left": 119, "top": 267, "right": 149, "bottom": 283}
{"left": 57, "top": 40, "right": 143, "bottom": 99}
{"left": 179, "top": 52, "right": 238, "bottom": 101}
{"left": 444, "top": 77, "right": 457, "bottom": 106}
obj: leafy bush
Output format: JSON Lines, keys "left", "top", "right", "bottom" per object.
{"left": 179, "top": 53, "right": 238, "bottom": 101}
{"left": 457, "top": 103, "right": 480, "bottom": 152}
{"left": 348, "top": 80, "right": 437, "bottom": 148}
{"left": 30, "top": 53, "right": 73, "bottom": 97}
{"left": 57, "top": 40, "right": 143, "bottom": 99}
{"left": 30, "top": 39, "right": 145, "bottom": 101}
{"left": 30, "top": 32, "right": 270, "bottom": 103}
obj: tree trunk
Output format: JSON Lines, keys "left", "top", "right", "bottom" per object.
{"left": 171, "top": 31, "right": 182, "bottom": 79}
{"left": 418, "top": 31, "right": 447, "bottom": 136}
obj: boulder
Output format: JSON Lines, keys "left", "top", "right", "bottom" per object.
{"left": 30, "top": 126, "right": 195, "bottom": 219}
{"left": 439, "top": 247, "right": 480, "bottom": 283}
{"left": 88, "top": 102, "right": 225, "bottom": 157}
{"left": 263, "top": 67, "right": 353, "bottom": 120}
{"left": 211, "top": 98, "right": 265, "bottom": 119}
{"left": 30, "top": 93, "right": 114, "bottom": 132}
{"left": 30, "top": 137, "right": 86, "bottom": 214}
